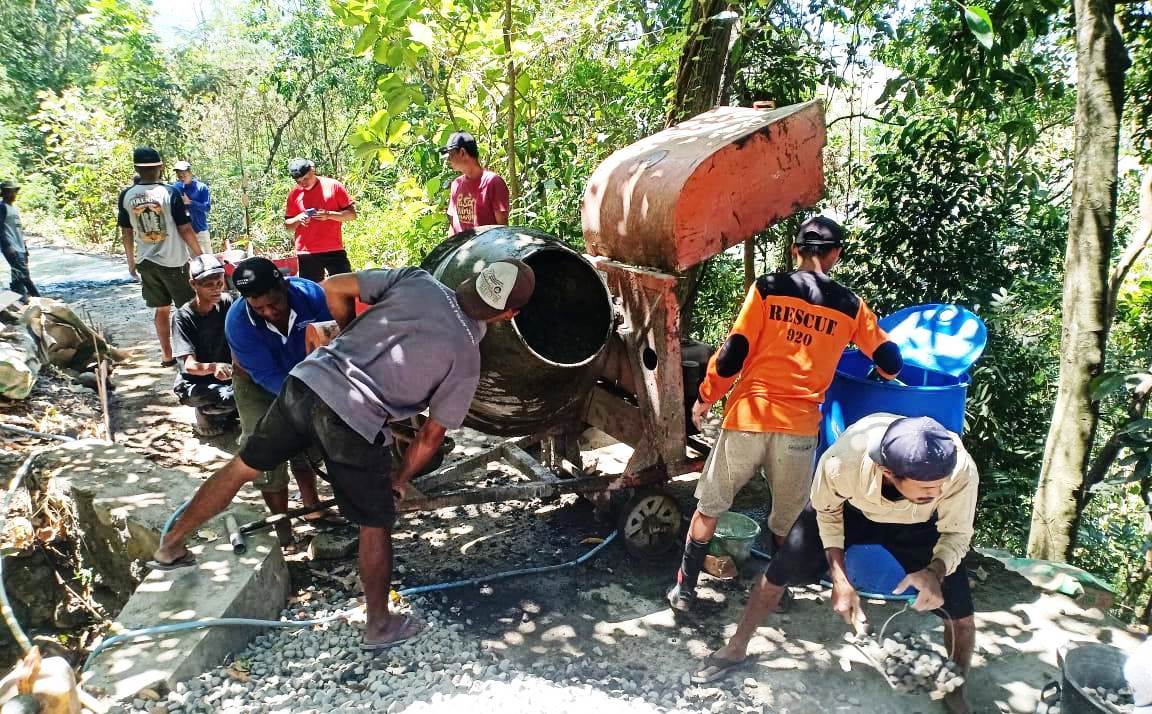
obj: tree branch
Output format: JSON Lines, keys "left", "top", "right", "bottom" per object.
{"left": 1083, "top": 371, "right": 1152, "bottom": 498}
{"left": 826, "top": 112, "right": 904, "bottom": 128}
{"left": 1107, "top": 168, "right": 1152, "bottom": 316}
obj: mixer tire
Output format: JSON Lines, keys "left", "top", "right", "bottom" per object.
{"left": 618, "top": 489, "right": 682, "bottom": 559}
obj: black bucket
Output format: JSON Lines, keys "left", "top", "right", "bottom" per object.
{"left": 1059, "top": 643, "right": 1130, "bottom": 714}
{"left": 421, "top": 226, "right": 614, "bottom": 435}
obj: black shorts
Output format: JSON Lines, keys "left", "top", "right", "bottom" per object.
{"left": 763, "top": 503, "right": 974, "bottom": 620}
{"left": 238, "top": 376, "right": 395, "bottom": 527}
{"left": 296, "top": 250, "right": 351, "bottom": 283}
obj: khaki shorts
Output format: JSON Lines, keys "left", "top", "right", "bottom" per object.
{"left": 138, "top": 260, "right": 194, "bottom": 308}
{"left": 694, "top": 429, "right": 818, "bottom": 537}
{"left": 195, "top": 230, "right": 212, "bottom": 255}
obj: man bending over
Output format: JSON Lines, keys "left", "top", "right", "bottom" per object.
{"left": 151, "top": 260, "right": 535, "bottom": 649}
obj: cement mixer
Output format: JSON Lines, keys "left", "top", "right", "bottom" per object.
{"left": 397, "top": 100, "right": 828, "bottom": 558}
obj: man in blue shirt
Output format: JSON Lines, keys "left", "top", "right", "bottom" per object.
{"left": 225, "top": 257, "right": 335, "bottom": 545}
{"left": 172, "top": 160, "right": 212, "bottom": 254}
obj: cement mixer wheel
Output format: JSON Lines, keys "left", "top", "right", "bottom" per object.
{"left": 618, "top": 489, "right": 682, "bottom": 560}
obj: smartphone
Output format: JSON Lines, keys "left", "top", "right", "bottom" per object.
{"left": 305, "top": 208, "right": 317, "bottom": 217}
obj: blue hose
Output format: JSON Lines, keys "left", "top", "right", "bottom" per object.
{"left": 81, "top": 529, "right": 618, "bottom": 673}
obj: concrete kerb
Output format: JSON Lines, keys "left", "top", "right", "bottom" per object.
{"left": 33, "top": 441, "right": 290, "bottom": 701}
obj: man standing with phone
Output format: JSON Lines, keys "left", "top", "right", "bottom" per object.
{"left": 283, "top": 158, "right": 357, "bottom": 282}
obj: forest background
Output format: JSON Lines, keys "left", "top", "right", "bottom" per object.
{"left": 2, "top": 0, "right": 1152, "bottom": 624}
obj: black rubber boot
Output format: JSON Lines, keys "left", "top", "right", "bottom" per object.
{"left": 669, "top": 536, "right": 710, "bottom": 612}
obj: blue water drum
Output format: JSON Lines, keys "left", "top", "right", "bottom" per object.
{"left": 818, "top": 304, "right": 987, "bottom": 456}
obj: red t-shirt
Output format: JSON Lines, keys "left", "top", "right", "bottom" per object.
{"left": 284, "top": 176, "right": 353, "bottom": 254}
{"left": 448, "top": 170, "right": 509, "bottom": 234}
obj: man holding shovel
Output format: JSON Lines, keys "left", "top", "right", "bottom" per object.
{"left": 692, "top": 413, "right": 980, "bottom": 714}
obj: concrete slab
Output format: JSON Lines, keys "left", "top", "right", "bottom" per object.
{"left": 34, "top": 441, "right": 290, "bottom": 701}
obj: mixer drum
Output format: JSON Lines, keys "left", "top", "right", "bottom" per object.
{"left": 421, "top": 226, "right": 615, "bottom": 435}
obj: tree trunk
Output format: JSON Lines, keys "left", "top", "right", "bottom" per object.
{"left": 667, "top": 0, "right": 737, "bottom": 333}
{"left": 1026, "top": 0, "right": 1129, "bottom": 561}
{"left": 503, "top": 0, "right": 519, "bottom": 208}
{"left": 668, "top": 1, "right": 736, "bottom": 126}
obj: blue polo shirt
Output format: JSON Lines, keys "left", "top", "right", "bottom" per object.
{"left": 171, "top": 179, "right": 211, "bottom": 233}
{"left": 225, "top": 277, "right": 333, "bottom": 395}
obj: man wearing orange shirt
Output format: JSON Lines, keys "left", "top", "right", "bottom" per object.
{"left": 668, "top": 216, "right": 904, "bottom": 612}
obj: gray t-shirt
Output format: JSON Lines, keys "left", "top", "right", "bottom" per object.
{"left": 117, "top": 182, "right": 192, "bottom": 268}
{"left": 2, "top": 202, "right": 26, "bottom": 253}
{"left": 291, "top": 267, "right": 486, "bottom": 443}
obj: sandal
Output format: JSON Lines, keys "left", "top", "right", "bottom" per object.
{"left": 360, "top": 615, "right": 426, "bottom": 651}
{"left": 145, "top": 552, "right": 197, "bottom": 571}
{"left": 690, "top": 653, "right": 748, "bottom": 684}
{"left": 160, "top": 358, "right": 178, "bottom": 368}
{"left": 302, "top": 509, "right": 347, "bottom": 526}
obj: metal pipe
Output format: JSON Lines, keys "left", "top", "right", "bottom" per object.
{"left": 225, "top": 515, "right": 246, "bottom": 555}
{"left": 0, "top": 424, "right": 75, "bottom": 442}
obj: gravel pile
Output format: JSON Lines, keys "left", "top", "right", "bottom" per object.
{"left": 108, "top": 590, "right": 771, "bottom": 714}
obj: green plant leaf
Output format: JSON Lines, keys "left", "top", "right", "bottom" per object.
{"left": 354, "top": 24, "right": 379, "bottom": 54}
{"left": 1090, "top": 372, "right": 1126, "bottom": 400}
{"left": 963, "top": 6, "right": 995, "bottom": 49}
{"left": 408, "top": 21, "right": 436, "bottom": 48}
{"left": 387, "top": 120, "right": 411, "bottom": 143}
{"left": 368, "top": 109, "right": 389, "bottom": 133}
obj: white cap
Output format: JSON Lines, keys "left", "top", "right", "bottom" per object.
{"left": 475, "top": 262, "right": 520, "bottom": 310}
{"left": 173, "top": 160, "right": 192, "bottom": 171}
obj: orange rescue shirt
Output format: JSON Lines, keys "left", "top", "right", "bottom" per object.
{"left": 699, "top": 270, "right": 895, "bottom": 436}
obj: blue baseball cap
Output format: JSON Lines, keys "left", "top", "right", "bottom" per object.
{"left": 868, "top": 416, "right": 958, "bottom": 481}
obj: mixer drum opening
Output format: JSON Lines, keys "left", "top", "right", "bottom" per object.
{"left": 514, "top": 250, "right": 613, "bottom": 367}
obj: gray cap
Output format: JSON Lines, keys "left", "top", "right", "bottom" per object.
{"left": 287, "top": 158, "right": 314, "bottom": 179}
{"left": 189, "top": 254, "right": 226, "bottom": 281}
{"left": 868, "top": 416, "right": 958, "bottom": 480}
{"left": 0, "top": 180, "right": 19, "bottom": 192}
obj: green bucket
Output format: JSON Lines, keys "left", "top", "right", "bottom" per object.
{"left": 708, "top": 512, "right": 761, "bottom": 563}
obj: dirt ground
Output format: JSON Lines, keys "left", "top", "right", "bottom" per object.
{"left": 2, "top": 238, "right": 1145, "bottom": 714}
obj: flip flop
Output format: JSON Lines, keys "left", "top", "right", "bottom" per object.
{"left": 690, "top": 653, "right": 748, "bottom": 684}
{"left": 302, "top": 509, "right": 347, "bottom": 526}
{"left": 160, "top": 358, "right": 178, "bottom": 368}
{"left": 145, "top": 552, "right": 197, "bottom": 571}
{"left": 360, "top": 615, "right": 426, "bottom": 651}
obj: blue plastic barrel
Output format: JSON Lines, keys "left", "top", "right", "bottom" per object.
{"left": 818, "top": 304, "right": 985, "bottom": 457}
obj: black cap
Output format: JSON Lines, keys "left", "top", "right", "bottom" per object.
{"left": 287, "top": 158, "right": 314, "bottom": 179}
{"left": 233, "top": 257, "right": 284, "bottom": 297}
{"left": 133, "top": 146, "right": 163, "bottom": 167}
{"left": 868, "top": 416, "right": 959, "bottom": 481}
{"left": 795, "top": 215, "right": 844, "bottom": 247}
{"left": 438, "top": 132, "right": 479, "bottom": 158}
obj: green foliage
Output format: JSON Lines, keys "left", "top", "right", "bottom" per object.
{"left": 89, "top": 0, "right": 185, "bottom": 150}
{"left": 32, "top": 89, "right": 134, "bottom": 244}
